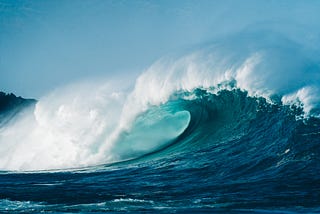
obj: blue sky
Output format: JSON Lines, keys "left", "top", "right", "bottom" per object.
{"left": 1, "top": 0, "right": 320, "bottom": 98}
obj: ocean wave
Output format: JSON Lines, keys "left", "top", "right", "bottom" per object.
{"left": 0, "top": 31, "right": 319, "bottom": 171}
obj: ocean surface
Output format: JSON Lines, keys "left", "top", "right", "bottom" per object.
{"left": 1, "top": 32, "right": 320, "bottom": 213}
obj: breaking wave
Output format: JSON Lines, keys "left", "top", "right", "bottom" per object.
{"left": 0, "top": 31, "right": 319, "bottom": 171}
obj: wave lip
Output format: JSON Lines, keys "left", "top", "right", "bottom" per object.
{"left": 131, "top": 31, "right": 320, "bottom": 118}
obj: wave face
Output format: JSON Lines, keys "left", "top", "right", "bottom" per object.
{"left": 0, "top": 31, "right": 320, "bottom": 212}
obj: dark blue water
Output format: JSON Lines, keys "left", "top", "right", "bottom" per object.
{"left": 1, "top": 89, "right": 319, "bottom": 213}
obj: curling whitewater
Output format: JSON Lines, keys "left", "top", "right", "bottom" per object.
{"left": 1, "top": 32, "right": 320, "bottom": 212}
